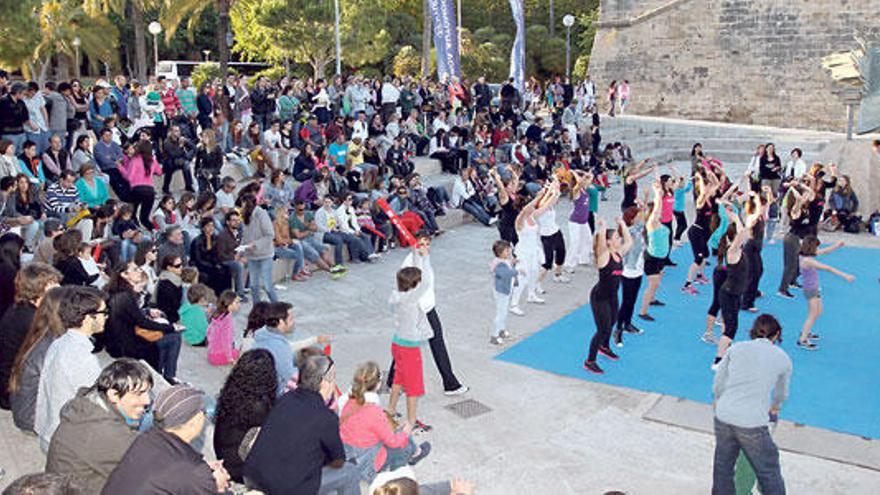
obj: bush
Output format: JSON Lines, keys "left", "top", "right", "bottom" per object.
{"left": 253, "top": 65, "right": 287, "bottom": 82}
{"left": 191, "top": 62, "right": 221, "bottom": 89}
{"left": 392, "top": 45, "right": 421, "bottom": 77}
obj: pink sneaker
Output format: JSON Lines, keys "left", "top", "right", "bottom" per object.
{"left": 695, "top": 275, "right": 710, "bottom": 285}
{"left": 681, "top": 284, "right": 699, "bottom": 295}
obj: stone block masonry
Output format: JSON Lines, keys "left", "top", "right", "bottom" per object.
{"left": 588, "top": 0, "right": 880, "bottom": 131}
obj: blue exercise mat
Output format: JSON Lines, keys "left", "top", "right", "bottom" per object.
{"left": 496, "top": 243, "right": 880, "bottom": 439}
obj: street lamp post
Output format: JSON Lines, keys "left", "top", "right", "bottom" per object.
{"left": 72, "top": 37, "right": 81, "bottom": 79}
{"left": 203, "top": 50, "right": 211, "bottom": 62}
{"left": 148, "top": 21, "right": 162, "bottom": 76}
{"left": 334, "top": 0, "right": 341, "bottom": 76}
{"left": 563, "top": 15, "right": 575, "bottom": 78}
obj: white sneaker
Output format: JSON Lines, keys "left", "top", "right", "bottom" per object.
{"left": 368, "top": 253, "right": 380, "bottom": 260}
{"left": 500, "top": 330, "right": 511, "bottom": 339}
{"left": 535, "top": 285, "right": 546, "bottom": 295}
{"left": 527, "top": 295, "right": 545, "bottom": 304}
{"left": 563, "top": 266, "right": 575, "bottom": 274}
{"left": 553, "top": 274, "right": 571, "bottom": 283}
{"left": 509, "top": 306, "right": 525, "bottom": 316}
{"left": 488, "top": 217, "right": 498, "bottom": 226}
{"left": 274, "top": 284, "right": 287, "bottom": 291}
{"left": 489, "top": 336, "right": 504, "bottom": 345}
{"left": 443, "top": 385, "right": 469, "bottom": 396}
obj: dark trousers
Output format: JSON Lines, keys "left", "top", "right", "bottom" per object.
{"left": 719, "top": 288, "right": 741, "bottom": 339}
{"left": 105, "top": 167, "right": 131, "bottom": 203}
{"left": 617, "top": 275, "right": 643, "bottom": 328}
{"left": 588, "top": 292, "right": 617, "bottom": 361}
{"left": 778, "top": 233, "right": 801, "bottom": 292}
{"left": 712, "top": 418, "right": 786, "bottom": 495}
{"left": 674, "top": 211, "right": 688, "bottom": 240}
{"left": 742, "top": 244, "right": 763, "bottom": 309}
{"left": 707, "top": 267, "right": 728, "bottom": 317}
{"left": 129, "top": 185, "right": 156, "bottom": 229}
{"left": 162, "top": 163, "right": 194, "bottom": 194}
{"left": 387, "top": 308, "right": 462, "bottom": 392}
{"left": 155, "top": 332, "right": 181, "bottom": 381}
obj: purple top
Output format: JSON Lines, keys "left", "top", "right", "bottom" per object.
{"left": 799, "top": 256, "right": 819, "bottom": 292}
{"left": 569, "top": 191, "right": 591, "bottom": 224}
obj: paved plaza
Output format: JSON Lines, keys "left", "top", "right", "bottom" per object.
{"left": 3, "top": 181, "right": 880, "bottom": 494}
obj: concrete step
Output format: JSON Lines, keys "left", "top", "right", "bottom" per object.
{"left": 601, "top": 114, "right": 845, "bottom": 140}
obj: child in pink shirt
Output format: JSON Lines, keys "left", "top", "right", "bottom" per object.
{"left": 206, "top": 290, "right": 241, "bottom": 365}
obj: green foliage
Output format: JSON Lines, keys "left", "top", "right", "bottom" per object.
{"left": 0, "top": 1, "right": 41, "bottom": 73}
{"left": 191, "top": 61, "right": 220, "bottom": 87}
{"left": 392, "top": 45, "right": 421, "bottom": 77}
{"left": 252, "top": 65, "right": 286, "bottom": 81}
{"left": 572, "top": 54, "right": 589, "bottom": 80}
{"left": 577, "top": 9, "right": 599, "bottom": 59}
{"left": 525, "top": 25, "right": 565, "bottom": 79}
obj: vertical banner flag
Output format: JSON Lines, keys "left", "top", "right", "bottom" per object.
{"left": 430, "top": 0, "right": 461, "bottom": 81}
{"left": 508, "top": 0, "right": 525, "bottom": 91}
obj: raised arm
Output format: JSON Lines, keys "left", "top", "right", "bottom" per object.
{"left": 647, "top": 180, "right": 663, "bottom": 229}
{"left": 618, "top": 217, "right": 633, "bottom": 255}
{"left": 816, "top": 240, "right": 845, "bottom": 256}
{"left": 803, "top": 256, "right": 854, "bottom": 282}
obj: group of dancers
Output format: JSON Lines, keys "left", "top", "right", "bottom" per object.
{"left": 491, "top": 149, "right": 856, "bottom": 374}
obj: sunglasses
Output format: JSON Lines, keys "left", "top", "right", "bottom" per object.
{"left": 90, "top": 309, "right": 109, "bottom": 316}
{"left": 171, "top": 262, "right": 183, "bottom": 268}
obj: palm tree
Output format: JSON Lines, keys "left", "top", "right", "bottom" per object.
{"left": 160, "top": 0, "right": 234, "bottom": 77}
{"left": 33, "top": 0, "right": 118, "bottom": 82}
{"left": 84, "top": 0, "right": 157, "bottom": 82}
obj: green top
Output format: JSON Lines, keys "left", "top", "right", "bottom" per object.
{"left": 278, "top": 95, "right": 300, "bottom": 121}
{"left": 288, "top": 210, "right": 314, "bottom": 234}
{"left": 176, "top": 88, "right": 197, "bottom": 116}
{"left": 179, "top": 302, "right": 209, "bottom": 345}
{"left": 75, "top": 177, "right": 109, "bottom": 209}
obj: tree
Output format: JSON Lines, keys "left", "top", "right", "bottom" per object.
{"left": 525, "top": 25, "right": 565, "bottom": 79}
{"left": 159, "top": 0, "right": 235, "bottom": 77}
{"left": 393, "top": 45, "right": 421, "bottom": 77}
{"left": 84, "top": 0, "right": 157, "bottom": 81}
{"left": 0, "top": 1, "right": 41, "bottom": 74}
{"left": 421, "top": 0, "right": 431, "bottom": 77}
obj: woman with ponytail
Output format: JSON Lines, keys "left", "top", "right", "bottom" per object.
{"left": 339, "top": 361, "right": 431, "bottom": 483}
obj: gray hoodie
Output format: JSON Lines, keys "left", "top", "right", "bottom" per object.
{"left": 241, "top": 206, "right": 275, "bottom": 260}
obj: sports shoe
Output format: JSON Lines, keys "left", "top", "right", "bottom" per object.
{"left": 613, "top": 330, "right": 624, "bottom": 348}
{"left": 638, "top": 313, "right": 655, "bottom": 322}
{"left": 500, "top": 330, "right": 511, "bottom": 339}
{"left": 743, "top": 306, "right": 758, "bottom": 313}
{"left": 526, "top": 295, "right": 545, "bottom": 304}
{"left": 330, "top": 264, "right": 348, "bottom": 274}
{"left": 790, "top": 281, "right": 802, "bottom": 290}
{"left": 776, "top": 290, "right": 795, "bottom": 299}
{"left": 681, "top": 284, "right": 699, "bottom": 295}
{"left": 408, "top": 441, "right": 432, "bottom": 466}
{"left": 535, "top": 286, "right": 546, "bottom": 295}
{"left": 797, "top": 340, "right": 818, "bottom": 350}
{"left": 413, "top": 419, "right": 433, "bottom": 433}
{"left": 443, "top": 385, "right": 469, "bottom": 397}
{"left": 809, "top": 333, "right": 821, "bottom": 340}
{"left": 625, "top": 323, "right": 643, "bottom": 334}
{"left": 649, "top": 299, "right": 666, "bottom": 307}
{"left": 702, "top": 331, "right": 717, "bottom": 344}
{"left": 368, "top": 253, "right": 381, "bottom": 261}
{"left": 553, "top": 274, "right": 571, "bottom": 283}
{"left": 489, "top": 336, "right": 504, "bottom": 345}
{"left": 563, "top": 266, "right": 576, "bottom": 274}
{"left": 509, "top": 305, "right": 525, "bottom": 316}
{"left": 695, "top": 274, "right": 710, "bottom": 285}
{"left": 711, "top": 357, "right": 722, "bottom": 371}
{"left": 488, "top": 217, "right": 498, "bottom": 226}
{"left": 598, "top": 346, "right": 619, "bottom": 360}
{"left": 583, "top": 360, "right": 604, "bottom": 374}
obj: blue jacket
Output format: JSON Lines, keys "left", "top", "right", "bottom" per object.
{"left": 252, "top": 327, "right": 295, "bottom": 396}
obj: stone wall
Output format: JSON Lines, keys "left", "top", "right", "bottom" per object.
{"left": 588, "top": 0, "right": 880, "bottom": 131}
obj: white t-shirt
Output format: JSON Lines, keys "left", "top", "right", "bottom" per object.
{"left": 536, "top": 208, "right": 559, "bottom": 236}
{"left": 216, "top": 189, "right": 236, "bottom": 211}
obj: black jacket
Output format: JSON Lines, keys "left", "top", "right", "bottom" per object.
{"left": 55, "top": 256, "right": 99, "bottom": 287}
{"left": 155, "top": 276, "right": 183, "bottom": 324}
{"left": 105, "top": 290, "right": 173, "bottom": 366}
{"left": 0, "top": 302, "right": 36, "bottom": 409}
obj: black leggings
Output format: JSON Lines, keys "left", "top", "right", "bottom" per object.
{"left": 719, "top": 288, "right": 742, "bottom": 339}
{"left": 588, "top": 292, "right": 618, "bottom": 361}
{"left": 540, "top": 231, "right": 566, "bottom": 270}
{"left": 778, "top": 232, "right": 801, "bottom": 292}
{"left": 707, "top": 267, "right": 727, "bottom": 317}
{"left": 688, "top": 225, "right": 709, "bottom": 264}
{"left": 617, "top": 275, "right": 642, "bottom": 328}
{"left": 674, "top": 211, "right": 688, "bottom": 241}
{"left": 741, "top": 244, "right": 763, "bottom": 309}
{"left": 128, "top": 186, "right": 156, "bottom": 230}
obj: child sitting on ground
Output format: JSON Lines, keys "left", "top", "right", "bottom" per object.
{"left": 179, "top": 283, "right": 216, "bottom": 347}
{"left": 490, "top": 240, "right": 518, "bottom": 345}
{"left": 112, "top": 204, "right": 142, "bottom": 262}
{"left": 387, "top": 263, "right": 433, "bottom": 433}
{"left": 206, "top": 290, "right": 242, "bottom": 365}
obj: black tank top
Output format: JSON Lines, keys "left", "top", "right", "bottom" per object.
{"left": 622, "top": 181, "right": 637, "bottom": 209}
{"left": 499, "top": 201, "right": 518, "bottom": 234}
{"left": 592, "top": 255, "right": 622, "bottom": 300}
{"left": 722, "top": 256, "right": 749, "bottom": 294}
{"left": 695, "top": 200, "right": 713, "bottom": 230}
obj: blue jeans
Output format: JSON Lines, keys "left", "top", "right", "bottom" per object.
{"left": 155, "top": 332, "right": 182, "bottom": 381}
{"left": 383, "top": 438, "right": 417, "bottom": 472}
{"left": 221, "top": 260, "right": 246, "bottom": 296}
{"left": 461, "top": 197, "right": 492, "bottom": 226}
{"left": 275, "top": 244, "right": 305, "bottom": 276}
{"left": 0, "top": 133, "right": 25, "bottom": 154}
{"left": 712, "top": 418, "right": 785, "bottom": 495}
{"left": 248, "top": 257, "right": 278, "bottom": 303}
{"left": 300, "top": 235, "right": 326, "bottom": 263}
{"left": 26, "top": 130, "right": 48, "bottom": 155}
{"left": 120, "top": 239, "right": 137, "bottom": 263}
{"left": 318, "top": 462, "right": 361, "bottom": 495}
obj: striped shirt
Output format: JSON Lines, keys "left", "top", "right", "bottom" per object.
{"left": 44, "top": 182, "right": 81, "bottom": 214}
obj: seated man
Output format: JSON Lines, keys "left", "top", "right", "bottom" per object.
{"left": 451, "top": 167, "right": 496, "bottom": 227}
{"left": 46, "top": 358, "right": 153, "bottom": 494}
{"left": 244, "top": 354, "right": 360, "bottom": 495}
{"left": 103, "top": 384, "right": 230, "bottom": 494}
{"left": 214, "top": 210, "right": 247, "bottom": 301}
{"left": 44, "top": 169, "right": 94, "bottom": 239}
{"left": 34, "top": 286, "right": 107, "bottom": 452}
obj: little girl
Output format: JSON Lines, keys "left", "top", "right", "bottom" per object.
{"left": 796, "top": 237, "right": 853, "bottom": 350}
{"left": 490, "top": 240, "right": 518, "bottom": 345}
{"left": 387, "top": 263, "right": 433, "bottom": 433}
{"left": 206, "top": 290, "right": 242, "bottom": 365}
{"left": 356, "top": 199, "right": 392, "bottom": 253}
{"left": 77, "top": 243, "right": 107, "bottom": 289}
